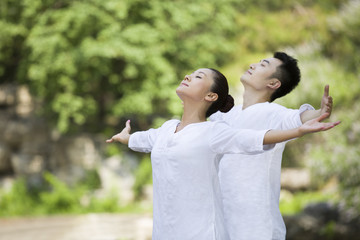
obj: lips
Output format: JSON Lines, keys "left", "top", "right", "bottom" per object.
{"left": 247, "top": 70, "right": 252, "bottom": 75}
{"left": 181, "top": 82, "right": 189, "bottom": 87}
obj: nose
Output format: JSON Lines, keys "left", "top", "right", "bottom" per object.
{"left": 184, "top": 75, "right": 191, "bottom": 81}
{"left": 250, "top": 63, "right": 255, "bottom": 70}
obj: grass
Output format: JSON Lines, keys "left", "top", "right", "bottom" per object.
{"left": 279, "top": 190, "right": 338, "bottom": 215}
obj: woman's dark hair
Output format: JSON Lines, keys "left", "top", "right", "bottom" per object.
{"left": 206, "top": 68, "right": 234, "bottom": 118}
{"left": 269, "top": 52, "right": 301, "bottom": 102}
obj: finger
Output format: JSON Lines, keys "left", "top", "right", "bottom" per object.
{"left": 106, "top": 138, "right": 113, "bottom": 143}
{"left": 317, "top": 112, "right": 330, "bottom": 122}
{"left": 323, "top": 125, "right": 334, "bottom": 131}
{"left": 326, "top": 97, "right": 333, "bottom": 105}
{"left": 322, "top": 121, "right": 341, "bottom": 130}
{"left": 333, "top": 121, "right": 341, "bottom": 126}
{"left": 321, "top": 122, "right": 336, "bottom": 131}
{"left": 125, "top": 119, "right": 131, "bottom": 132}
{"left": 324, "top": 85, "right": 329, "bottom": 97}
{"left": 327, "top": 96, "right": 332, "bottom": 103}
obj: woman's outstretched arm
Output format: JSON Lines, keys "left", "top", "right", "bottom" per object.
{"left": 263, "top": 113, "right": 340, "bottom": 145}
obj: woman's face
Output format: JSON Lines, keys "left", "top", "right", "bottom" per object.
{"left": 176, "top": 68, "right": 214, "bottom": 102}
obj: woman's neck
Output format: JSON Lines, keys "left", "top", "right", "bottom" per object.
{"left": 176, "top": 102, "right": 207, "bottom": 132}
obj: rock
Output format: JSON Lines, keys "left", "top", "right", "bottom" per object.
{"left": 2, "top": 117, "right": 50, "bottom": 155}
{"left": 0, "top": 143, "right": 12, "bottom": 173}
{"left": 303, "top": 202, "right": 339, "bottom": 223}
{"left": 0, "top": 175, "right": 15, "bottom": 192}
{"left": 21, "top": 118, "right": 51, "bottom": 155}
{"left": 285, "top": 202, "right": 360, "bottom": 240}
{"left": 0, "top": 84, "right": 16, "bottom": 107}
{"left": 15, "top": 85, "right": 34, "bottom": 117}
{"left": 3, "top": 119, "right": 30, "bottom": 150}
{"left": 49, "top": 135, "right": 103, "bottom": 185}
{"left": 11, "top": 153, "right": 46, "bottom": 187}
{"left": 0, "top": 111, "right": 12, "bottom": 140}
{"left": 11, "top": 153, "right": 45, "bottom": 175}
{"left": 281, "top": 168, "right": 311, "bottom": 191}
{"left": 98, "top": 154, "right": 138, "bottom": 204}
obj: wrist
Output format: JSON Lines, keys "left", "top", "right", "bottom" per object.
{"left": 297, "top": 127, "right": 306, "bottom": 138}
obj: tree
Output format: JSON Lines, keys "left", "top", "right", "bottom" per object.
{"left": 0, "top": 0, "right": 242, "bottom": 133}
{"left": 278, "top": 0, "right": 360, "bottom": 212}
{"left": 323, "top": 0, "right": 360, "bottom": 73}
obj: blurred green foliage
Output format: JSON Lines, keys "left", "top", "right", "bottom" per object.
{"left": 0, "top": 0, "right": 243, "bottom": 133}
{"left": 132, "top": 156, "right": 152, "bottom": 200}
{"left": 278, "top": 0, "right": 360, "bottom": 213}
{"left": 0, "top": 172, "right": 148, "bottom": 216}
{"left": 323, "top": 0, "right": 360, "bottom": 72}
{"left": 279, "top": 191, "right": 336, "bottom": 215}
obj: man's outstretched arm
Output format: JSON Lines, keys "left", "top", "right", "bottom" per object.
{"left": 300, "top": 85, "right": 333, "bottom": 123}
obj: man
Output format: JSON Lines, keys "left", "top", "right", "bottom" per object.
{"left": 210, "top": 52, "right": 333, "bottom": 240}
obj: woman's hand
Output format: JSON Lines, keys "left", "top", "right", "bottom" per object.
{"left": 299, "top": 113, "right": 340, "bottom": 136}
{"left": 106, "top": 120, "right": 131, "bottom": 145}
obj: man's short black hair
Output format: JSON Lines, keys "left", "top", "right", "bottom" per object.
{"left": 270, "top": 52, "right": 301, "bottom": 102}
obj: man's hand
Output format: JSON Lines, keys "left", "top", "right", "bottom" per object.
{"left": 106, "top": 120, "right": 131, "bottom": 145}
{"left": 300, "top": 84, "right": 334, "bottom": 123}
{"left": 320, "top": 85, "right": 333, "bottom": 117}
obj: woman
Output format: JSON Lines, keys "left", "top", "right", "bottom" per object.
{"left": 107, "top": 68, "right": 339, "bottom": 240}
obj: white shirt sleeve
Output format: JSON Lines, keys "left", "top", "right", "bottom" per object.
{"left": 128, "top": 128, "right": 159, "bottom": 153}
{"left": 280, "top": 103, "right": 315, "bottom": 130}
{"left": 209, "top": 121, "right": 270, "bottom": 155}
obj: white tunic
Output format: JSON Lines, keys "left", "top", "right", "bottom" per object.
{"left": 128, "top": 119, "right": 269, "bottom": 240}
{"left": 210, "top": 102, "right": 314, "bottom": 240}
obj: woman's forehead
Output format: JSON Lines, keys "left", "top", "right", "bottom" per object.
{"left": 194, "top": 68, "right": 212, "bottom": 76}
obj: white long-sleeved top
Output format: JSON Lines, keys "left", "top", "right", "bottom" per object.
{"left": 210, "top": 102, "right": 314, "bottom": 240}
{"left": 129, "top": 119, "right": 270, "bottom": 240}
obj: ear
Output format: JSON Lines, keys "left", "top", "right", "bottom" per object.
{"left": 267, "top": 79, "right": 281, "bottom": 90}
{"left": 205, "top": 92, "right": 218, "bottom": 102}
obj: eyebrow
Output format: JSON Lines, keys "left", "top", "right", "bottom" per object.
{"left": 261, "top": 59, "right": 270, "bottom": 65}
{"left": 198, "top": 71, "right": 207, "bottom": 76}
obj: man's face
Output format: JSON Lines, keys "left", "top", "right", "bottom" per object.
{"left": 240, "top": 57, "right": 282, "bottom": 89}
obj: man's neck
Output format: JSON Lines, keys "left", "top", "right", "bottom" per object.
{"left": 242, "top": 88, "right": 271, "bottom": 110}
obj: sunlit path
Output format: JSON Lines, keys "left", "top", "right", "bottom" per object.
{"left": 0, "top": 214, "right": 153, "bottom": 240}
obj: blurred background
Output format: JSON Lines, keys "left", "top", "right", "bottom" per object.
{"left": 0, "top": 0, "right": 359, "bottom": 239}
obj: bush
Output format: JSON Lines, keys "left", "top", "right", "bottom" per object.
{"left": 133, "top": 156, "right": 153, "bottom": 201}
{"left": 0, "top": 171, "right": 146, "bottom": 217}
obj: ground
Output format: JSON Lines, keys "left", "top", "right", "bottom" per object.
{"left": 0, "top": 213, "right": 153, "bottom": 240}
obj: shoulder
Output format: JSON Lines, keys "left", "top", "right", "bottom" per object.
{"left": 208, "top": 120, "right": 230, "bottom": 131}
{"left": 253, "top": 102, "right": 296, "bottom": 124}
{"left": 266, "top": 102, "right": 297, "bottom": 116}
{"left": 228, "top": 104, "right": 243, "bottom": 113}
{"left": 160, "top": 119, "right": 180, "bottom": 128}
{"left": 210, "top": 105, "right": 242, "bottom": 121}
{"left": 267, "top": 102, "right": 288, "bottom": 111}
